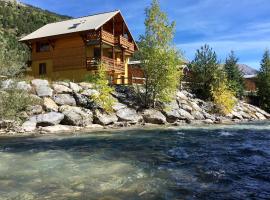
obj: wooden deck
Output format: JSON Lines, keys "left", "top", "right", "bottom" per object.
{"left": 86, "top": 30, "right": 135, "bottom": 52}
{"left": 86, "top": 56, "right": 125, "bottom": 73}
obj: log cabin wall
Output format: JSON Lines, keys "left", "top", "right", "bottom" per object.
{"left": 30, "top": 34, "right": 90, "bottom": 81}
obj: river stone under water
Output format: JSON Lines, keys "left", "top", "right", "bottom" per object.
{"left": 0, "top": 122, "right": 270, "bottom": 200}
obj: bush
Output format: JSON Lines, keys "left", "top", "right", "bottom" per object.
{"left": 211, "top": 81, "right": 236, "bottom": 115}
{"left": 85, "top": 63, "right": 115, "bottom": 113}
{"left": 0, "top": 85, "right": 41, "bottom": 121}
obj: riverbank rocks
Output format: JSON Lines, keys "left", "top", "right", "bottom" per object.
{"left": 30, "top": 112, "right": 64, "bottom": 127}
{"left": 70, "top": 82, "right": 82, "bottom": 93}
{"left": 31, "top": 79, "right": 53, "bottom": 97}
{"left": 142, "top": 109, "right": 166, "bottom": 124}
{"left": 116, "top": 108, "right": 143, "bottom": 124}
{"left": 44, "top": 97, "right": 59, "bottom": 112}
{"left": 1, "top": 78, "right": 270, "bottom": 135}
{"left": 53, "top": 94, "right": 76, "bottom": 106}
{"left": 21, "top": 121, "right": 37, "bottom": 132}
{"left": 59, "top": 105, "right": 93, "bottom": 126}
{"left": 52, "top": 84, "right": 72, "bottom": 93}
{"left": 17, "top": 81, "right": 32, "bottom": 92}
{"left": 94, "top": 110, "right": 118, "bottom": 126}
{"left": 40, "top": 125, "right": 81, "bottom": 134}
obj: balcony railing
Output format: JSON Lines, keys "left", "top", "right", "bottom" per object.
{"left": 119, "top": 35, "right": 135, "bottom": 52}
{"left": 86, "top": 30, "right": 135, "bottom": 52}
{"left": 86, "top": 56, "right": 125, "bottom": 73}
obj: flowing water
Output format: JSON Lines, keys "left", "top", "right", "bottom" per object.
{"left": 0, "top": 122, "right": 270, "bottom": 200}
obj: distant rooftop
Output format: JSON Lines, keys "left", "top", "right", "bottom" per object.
{"left": 20, "top": 10, "right": 120, "bottom": 41}
{"left": 237, "top": 64, "right": 258, "bottom": 78}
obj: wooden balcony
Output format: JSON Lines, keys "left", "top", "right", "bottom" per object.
{"left": 86, "top": 30, "right": 117, "bottom": 45}
{"left": 86, "top": 30, "right": 135, "bottom": 52}
{"left": 119, "top": 35, "right": 135, "bottom": 52}
{"left": 86, "top": 56, "right": 125, "bottom": 73}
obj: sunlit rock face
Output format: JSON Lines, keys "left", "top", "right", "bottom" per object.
{"left": 0, "top": 123, "right": 270, "bottom": 199}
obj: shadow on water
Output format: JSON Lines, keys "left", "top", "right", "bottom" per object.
{"left": 0, "top": 122, "right": 269, "bottom": 199}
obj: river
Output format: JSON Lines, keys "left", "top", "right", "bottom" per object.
{"left": 0, "top": 122, "right": 270, "bottom": 199}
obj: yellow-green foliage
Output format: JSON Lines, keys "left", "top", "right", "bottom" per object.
{"left": 211, "top": 81, "right": 236, "bottom": 115}
{"left": 86, "top": 63, "right": 115, "bottom": 113}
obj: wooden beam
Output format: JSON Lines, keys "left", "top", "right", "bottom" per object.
{"left": 113, "top": 17, "right": 115, "bottom": 35}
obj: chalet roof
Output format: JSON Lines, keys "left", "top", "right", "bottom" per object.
{"left": 20, "top": 10, "right": 121, "bottom": 41}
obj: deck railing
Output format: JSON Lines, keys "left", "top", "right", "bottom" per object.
{"left": 86, "top": 30, "right": 135, "bottom": 52}
{"left": 86, "top": 56, "right": 125, "bottom": 73}
{"left": 119, "top": 35, "right": 135, "bottom": 52}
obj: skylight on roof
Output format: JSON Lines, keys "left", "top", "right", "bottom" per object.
{"left": 69, "top": 23, "right": 81, "bottom": 29}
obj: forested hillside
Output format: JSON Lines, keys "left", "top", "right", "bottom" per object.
{"left": 0, "top": 0, "right": 70, "bottom": 76}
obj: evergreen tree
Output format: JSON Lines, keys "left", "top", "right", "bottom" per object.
{"left": 257, "top": 50, "right": 270, "bottom": 112}
{"left": 188, "top": 44, "right": 223, "bottom": 100}
{"left": 137, "top": 0, "right": 182, "bottom": 108}
{"left": 224, "top": 51, "right": 245, "bottom": 98}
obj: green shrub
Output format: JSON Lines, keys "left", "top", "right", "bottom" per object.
{"left": 85, "top": 63, "right": 115, "bottom": 113}
{"left": 0, "top": 85, "right": 41, "bottom": 121}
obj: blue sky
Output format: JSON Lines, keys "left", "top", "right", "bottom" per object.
{"left": 21, "top": 0, "right": 270, "bottom": 69}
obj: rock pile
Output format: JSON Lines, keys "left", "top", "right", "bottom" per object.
{"left": 0, "top": 79, "right": 269, "bottom": 135}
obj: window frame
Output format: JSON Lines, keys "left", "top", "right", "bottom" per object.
{"left": 39, "top": 63, "right": 47, "bottom": 76}
{"left": 36, "top": 42, "right": 50, "bottom": 53}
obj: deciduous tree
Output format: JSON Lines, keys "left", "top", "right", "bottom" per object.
{"left": 137, "top": 0, "right": 182, "bottom": 108}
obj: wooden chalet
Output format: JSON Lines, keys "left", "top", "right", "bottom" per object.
{"left": 20, "top": 10, "right": 138, "bottom": 84}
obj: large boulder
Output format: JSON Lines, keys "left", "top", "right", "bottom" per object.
{"left": 81, "top": 89, "right": 99, "bottom": 97}
{"left": 53, "top": 94, "right": 76, "bottom": 106}
{"left": 176, "top": 91, "right": 188, "bottom": 100}
{"left": 116, "top": 108, "right": 143, "bottom": 123}
{"left": 73, "top": 93, "right": 96, "bottom": 109}
{"left": 69, "top": 82, "right": 82, "bottom": 93}
{"left": 112, "top": 102, "right": 127, "bottom": 112}
{"left": 54, "top": 81, "right": 69, "bottom": 87}
{"left": 21, "top": 121, "right": 37, "bottom": 132}
{"left": 142, "top": 109, "right": 167, "bottom": 124}
{"left": 164, "top": 109, "right": 181, "bottom": 123}
{"left": 17, "top": 81, "right": 32, "bottom": 92}
{"left": 43, "top": 97, "right": 59, "bottom": 112}
{"left": 31, "top": 79, "right": 49, "bottom": 87}
{"left": 59, "top": 105, "right": 93, "bottom": 126}
{"left": 192, "top": 111, "right": 205, "bottom": 120}
{"left": 178, "top": 109, "right": 195, "bottom": 120}
{"left": 230, "top": 111, "right": 243, "bottom": 120}
{"left": 31, "top": 79, "right": 53, "bottom": 97}
{"left": 94, "top": 110, "right": 118, "bottom": 125}
{"left": 27, "top": 105, "right": 43, "bottom": 115}
{"left": 79, "top": 82, "right": 95, "bottom": 89}
{"left": 29, "top": 112, "right": 64, "bottom": 127}
{"left": 189, "top": 101, "right": 202, "bottom": 112}
{"left": 180, "top": 104, "right": 193, "bottom": 113}
{"left": 163, "top": 100, "right": 181, "bottom": 123}
{"left": 52, "top": 84, "right": 72, "bottom": 93}
{"left": 35, "top": 85, "right": 53, "bottom": 97}
{"left": 255, "top": 112, "right": 267, "bottom": 120}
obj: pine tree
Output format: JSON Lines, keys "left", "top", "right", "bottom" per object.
{"left": 188, "top": 44, "right": 223, "bottom": 100}
{"left": 137, "top": 0, "right": 182, "bottom": 108}
{"left": 257, "top": 50, "right": 270, "bottom": 112}
{"left": 224, "top": 51, "right": 245, "bottom": 98}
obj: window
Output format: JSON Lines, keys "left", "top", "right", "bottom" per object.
{"left": 36, "top": 42, "right": 50, "bottom": 52}
{"left": 39, "top": 63, "right": 47, "bottom": 75}
{"left": 94, "top": 47, "right": 101, "bottom": 58}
